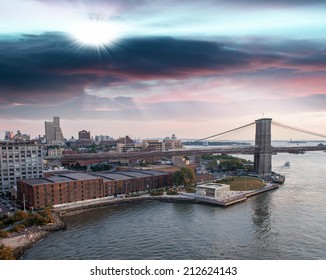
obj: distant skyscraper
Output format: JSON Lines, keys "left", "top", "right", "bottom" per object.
{"left": 4, "top": 131, "right": 14, "bottom": 141}
{"left": 45, "top": 116, "right": 64, "bottom": 145}
{"left": 78, "top": 130, "right": 91, "bottom": 141}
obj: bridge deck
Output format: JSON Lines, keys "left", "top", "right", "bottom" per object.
{"left": 60, "top": 145, "right": 326, "bottom": 164}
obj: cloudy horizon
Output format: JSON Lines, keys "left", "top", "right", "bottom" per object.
{"left": 1, "top": 0, "right": 326, "bottom": 140}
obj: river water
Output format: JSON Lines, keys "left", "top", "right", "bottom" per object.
{"left": 24, "top": 151, "right": 326, "bottom": 260}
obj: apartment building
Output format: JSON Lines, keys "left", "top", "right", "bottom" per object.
{"left": 0, "top": 141, "right": 44, "bottom": 193}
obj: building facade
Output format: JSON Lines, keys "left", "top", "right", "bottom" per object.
{"left": 143, "top": 140, "right": 164, "bottom": 151}
{"left": 78, "top": 130, "right": 91, "bottom": 144}
{"left": 0, "top": 141, "right": 44, "bottom": 194}
{"left": 17, "top": 170, "right": 173, "bottom": 209}
{"left": 116, "top": 136, "right": 135, "bottom": 152}
{"left": 163, "top": 134, "right": 183, "bottom": 150}
{"left": 45, "top": 116, "right": 64, "bottom": 145}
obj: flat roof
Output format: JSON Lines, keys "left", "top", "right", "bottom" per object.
{"left": 20, "top": 178, "right": 51, "bottom": 185}
{"left": 94, "top": 172, "right": 132, "bottom": 181}
{"left": 46, "top": 176, "right": 72, "bottom": 183}
{"left": 58, "top": 173, "right": 99, "bottom": 181}
{"left": 117, "top": 171, "right": 151, "bottom": 178}
{"left": 20, "top": 170, "right": 169, "bottom": 187}
{"left": 197, "top": 183, "right": 228, "bottom": 189}
{"left": 137, "top": 170, "right": 167, "bottom": 176}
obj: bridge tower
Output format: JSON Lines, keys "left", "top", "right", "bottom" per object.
{"left": 254, "top": 118, "right": 272, "bottom": 177}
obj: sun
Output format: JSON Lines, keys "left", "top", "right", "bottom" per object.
{"left": 71, "top": 19, "right": 121, "bottom": 49}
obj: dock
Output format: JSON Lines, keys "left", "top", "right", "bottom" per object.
{"left": 183, "top": 184, "right": 279, "bottom": 207}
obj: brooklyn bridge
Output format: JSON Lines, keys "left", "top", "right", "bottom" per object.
{"left": 61, "top": 118, "right": 326, "bottom": 177}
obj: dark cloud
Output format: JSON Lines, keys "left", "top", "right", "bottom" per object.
{"left": 0, "top": 32, "right": 279, "bottom": 105}
{"left": 1, "top": 32, "right": 326, "bottom": 107}
{"left": 0, "top": 94, "right": 141, "bottom": 120}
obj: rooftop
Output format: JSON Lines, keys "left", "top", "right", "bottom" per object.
{"left": 20, "top": 178, "right": 51, "bottom": 185}
{"left": 58, "top": 173, "right": 99, "bottom": 181}
{"left": 46, "top": 176, "right": 72, "bottom": 183}
{"left": 196, "top": 183, "right": 229, "bottom": 190}
{"left": 94, "top": 172, "right": 132, "bottom": 181}
{"left": 117, "top": 171, "right": 151, "bottom": 178}
{"left": 137, "top": 170, "right": 167, "bottom": 176}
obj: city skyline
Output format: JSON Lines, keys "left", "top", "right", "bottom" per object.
{"left": 1, "top": 0, "right": 326, "bottom": 139}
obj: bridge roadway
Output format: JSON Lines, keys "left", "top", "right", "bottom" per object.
{"left": 59, "top": 145, "right": 326, "bottom": 165}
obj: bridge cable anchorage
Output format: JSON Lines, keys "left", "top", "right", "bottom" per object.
{"left": 272, "top": 121, "right": 326, "bottom": 139}
{"left": 195, "top": 122, "right": 256, "bottom": 142}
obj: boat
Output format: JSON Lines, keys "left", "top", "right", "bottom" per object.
{"left": 271, "top": 174, "right": 285, "bottom": 184}
{"left": 284, "top": 161, "right": 290, "bottom": 167}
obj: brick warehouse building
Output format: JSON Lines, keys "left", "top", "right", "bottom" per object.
{"left": 17, "top": 171, "right": 172, "bottom": 209}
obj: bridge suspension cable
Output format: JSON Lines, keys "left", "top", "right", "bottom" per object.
{"left": 272, "top": 121, "right": 326, "bottom": 139}
{"left": 195, "top": 122, "right": 255, "bottom": 142}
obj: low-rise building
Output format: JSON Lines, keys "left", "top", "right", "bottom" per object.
{"left": 47, "top": 147, "right": 64, "bottom": 157}
{"left": 17, "top": 170, "right": 173, "bottom": 209}
{"left": 143, "top": 140, "right": 164, "bottom": 151}
{"left": 196, "top": 183, "right": 230, "bottom": 198}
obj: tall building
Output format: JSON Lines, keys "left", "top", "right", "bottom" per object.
{"left": 13, "top": 130, "right": 30, "bottom": 142}
{"left": 163, "top": 134, "right": 183, "bottom": 150}
{"left": 78, "top": 130, "right": 91, "bottom": 144}
{"left": 116, "top": 136, "right": 135, "bottom": 152}
{"left": 0, "top": 141, "right": 44, "bottom": 194}
{"left": 45, "top": 116, "right": 64, "bottom": 145}
{"left": 4, "top": 131, "right": 14, "bottom": 141}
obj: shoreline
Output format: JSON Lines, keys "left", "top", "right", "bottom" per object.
{"left": 0, "top": 195, "right": 191, "bottom": 259}
{"left": 1, "top": 186, "right": 280, "bottom": 259}
{"left": 0, "top": 211, "right": 66, "bottom": 259}
{"left": 56, "top": 194, "right": 195, "bottom": 217}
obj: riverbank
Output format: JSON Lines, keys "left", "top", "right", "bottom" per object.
{"left": 1, "top": 185, "right": 280, "bottom": 259}
{"left": 0, "top": 212, "right": 66, "bottom": 259}
{"left": 56, "top": 194, "right": 195, "bottom": 216}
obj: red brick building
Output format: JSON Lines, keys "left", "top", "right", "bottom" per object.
{"left": 17, "top": 171, "right": 172, "bottom": 209}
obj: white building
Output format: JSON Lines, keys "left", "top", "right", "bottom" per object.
{"left": 196, "top": 183, "right": 230, "bottom": 198}
{"left": 47, "top": 147, "right": 64, "bottom": 157}
{"left": 0, "top": 141, "right": 44, "bottom": 193}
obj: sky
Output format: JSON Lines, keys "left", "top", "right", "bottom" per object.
{"left": 0, "top": 0, "right": 326, "bottom": 140}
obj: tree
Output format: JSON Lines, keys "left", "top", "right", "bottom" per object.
{"left": 219, "top": 159, "right": 243, "bottom": 171}
{"left": 173, "top": 167, "right": 196, "bottom": 188}
{"left": 13, "top": 210, "right": 29, "bottom": 222}
{"left": 0, "top": 245, "right": 15, "bottom": 260}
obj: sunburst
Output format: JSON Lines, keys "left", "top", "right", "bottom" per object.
{"left": 71, "top": 18, "right": 120, "bottom": 49}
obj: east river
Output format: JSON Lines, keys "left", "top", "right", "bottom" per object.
{"left": 24, "top": 151, "right": 326, "bottom": 260}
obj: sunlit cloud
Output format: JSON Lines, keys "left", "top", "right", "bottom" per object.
{"left": 0, "top": 0, "right": 326, "bottom": 138}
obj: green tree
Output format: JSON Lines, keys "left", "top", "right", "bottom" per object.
{"left": 219, "top": 159, "right": 243, "bottom": 171}
{"left": 173, "top": 167, "right": 196, "bottom": 188}
{"left": 208, "top": 160, "right": 218, "bottom": 171}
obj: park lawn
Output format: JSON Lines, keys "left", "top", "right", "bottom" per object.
{"left": 220, "top": 176, "right": 266, "bottom": 191}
